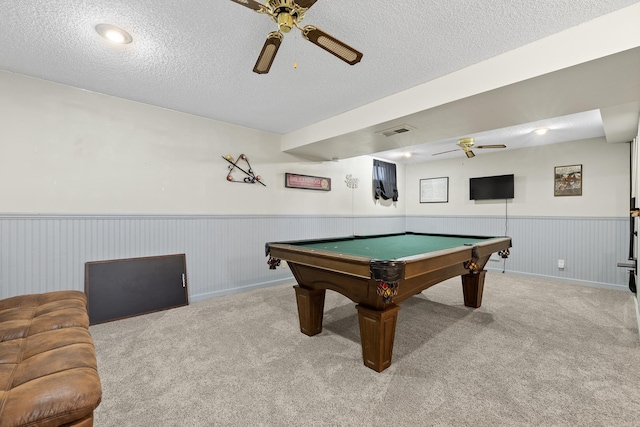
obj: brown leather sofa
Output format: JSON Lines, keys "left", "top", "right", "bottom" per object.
{"left": 0, "top": 291, "right": 102, "bottom": 426}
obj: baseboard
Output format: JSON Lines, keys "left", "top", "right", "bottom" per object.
{"left": 189, "top": 277, "right": 295, "bottom": 303}
{"left": 192, "top": 266, "right": 629, "bottom": 307}
{"left": 485, "top": 267, "right": 628, "bottom": 291}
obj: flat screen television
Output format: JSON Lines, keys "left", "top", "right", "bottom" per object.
{"left": 470, "top": 174, "right": 514, "bottom": 200}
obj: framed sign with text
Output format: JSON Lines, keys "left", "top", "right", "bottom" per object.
{"left": 285, "top": 173, "right": 331, "bottom": 191}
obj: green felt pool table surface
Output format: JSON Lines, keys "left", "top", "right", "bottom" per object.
{"left": 287, "top": 234, "right": 491, "bottom": 260}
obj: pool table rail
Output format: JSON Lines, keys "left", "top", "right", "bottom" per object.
{"left": 267, "top": 243, "right": 375, "bottom": 279}
{"left": 266, "top": 236, "right": 512, "bottom": 283}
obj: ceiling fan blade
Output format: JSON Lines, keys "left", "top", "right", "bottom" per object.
{"left": 432, "top": 149, "right": 460, "bottom": 156}
{"left": 476, "top": 144, "right": 507, "bottom": 149}
{"left": 301, "top": 25, "right": 363, "bottom": 65}
{"left": 295, "top": 0, "right": 320, "bottom": 9}
{"left": 230, "top": 0, "right": 264, "bottom": 11}
{"left": 253, "top": 32, "right": 283, "bottom": 74}
{"left": 465, "top": 150, "right": 476, "bottom": 158}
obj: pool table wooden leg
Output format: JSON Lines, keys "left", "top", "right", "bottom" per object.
{"left": 293, "top": 285, "right": 326, "bottom": 336}
{"left": 461, "top": 270, "right": 486, "bottom": 308}
{"left": 356, "top": 304, "right": 401, "bottom": 372}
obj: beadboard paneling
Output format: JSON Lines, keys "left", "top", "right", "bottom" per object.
{"left": 407, "top": 215, "right": 629, "bottom": 289}
{"left": 0, "top": 215, "right": 405, "bottom": 300}
{"left": 0, "top": 214, "right": 628, "bottom": 301}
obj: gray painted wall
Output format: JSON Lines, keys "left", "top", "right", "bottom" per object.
{"left": 0, "top": 214, "right": 405, "bottom": 301}
{"left": 0, "top": 213, "right": 627, "bottom": 302}
{"left": 407, "top": 215, "right": 629, "bottom": 289}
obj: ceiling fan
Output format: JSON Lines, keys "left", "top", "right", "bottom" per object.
{"left": 230, "top": 0, "right": 363, "bottom": 74}
{"left": 432, "top": 137, "right": 506, "bottom": 158}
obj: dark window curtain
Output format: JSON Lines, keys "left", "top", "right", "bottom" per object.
{"left": 373, "top": 159, "right": 398, "bottom": 201}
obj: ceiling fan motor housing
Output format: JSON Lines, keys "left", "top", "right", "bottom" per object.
{"left": 268, "top": 0, "right": 307, "bottom": 32}
{"left": 458, "top": 137, "right": 474, "bottom": 149}
{"left": 268, "top": 0, "right": 296, "bottom": 11}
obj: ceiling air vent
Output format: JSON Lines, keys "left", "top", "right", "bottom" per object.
{"left": 376, "top": 124, "right": 416, "bottom": 137}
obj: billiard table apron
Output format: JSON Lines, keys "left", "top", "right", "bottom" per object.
{"left": 266, "top": 237, "right": 511, "bottom": 372}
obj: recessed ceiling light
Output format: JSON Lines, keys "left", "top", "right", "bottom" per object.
{"left": 95, "top": 24, "right": 133, "bottom": 44}
{"left": 534, "top": 128, "right": 548, "bottom": 135}
{"left": 403, "top": 152, "right": 412, "bottom": 158}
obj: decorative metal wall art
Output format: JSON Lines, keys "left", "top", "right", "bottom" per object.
{"left": 345, "top": 174, "right": 359, "bottom": 189}
{"left": 222, "top": 154, "right": 265, "bottom": 186}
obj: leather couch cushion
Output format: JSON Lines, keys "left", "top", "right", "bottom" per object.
{"left": 0, "top": 291, "right": 101, "bottom": 427}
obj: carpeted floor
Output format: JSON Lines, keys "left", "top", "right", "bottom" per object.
{"left": 90, "top": 272, "right": 640, "bottom": 426}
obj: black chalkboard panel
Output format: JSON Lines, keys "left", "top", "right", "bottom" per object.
{"left": 85, "top": 254, "right": 188, "bottom": 325}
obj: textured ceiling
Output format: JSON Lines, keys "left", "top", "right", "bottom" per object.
{"left": 1, "top": 1, "right": 639, "bottom": 160}
{"left": 374, "top": 110, "right": 606, "bottom": 164}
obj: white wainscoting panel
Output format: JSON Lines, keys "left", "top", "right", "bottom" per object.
{"left": 0, "top": 214, "right": 405, "bottom": 300}
{"left": 1, "top": 214, "right": 628, "bottom": 301}
{"left": 407, "top": 215, "right": 629, "bottom": 289}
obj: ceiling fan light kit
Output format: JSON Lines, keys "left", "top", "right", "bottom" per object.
{"left": 231, "top": 0, "right": 363, "bottom": 74}
{"left": 277, "top": 12, "right": 295, "bottom": 32}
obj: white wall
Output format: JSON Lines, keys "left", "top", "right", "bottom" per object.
{"left": 0, "top": 70, "right": 633, "bottom": 297}
{"left": 1, "top": 70, "right": 626, "bottom": 219}
{"left": 406, "top": 138, "right": 629, "bottom": 218}
{"left": 0, "top": 71, "right": 405, "bottom": 217}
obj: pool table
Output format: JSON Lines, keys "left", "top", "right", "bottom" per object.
{"left": 265, "top": 232, "right": 512, "bottom": 372}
